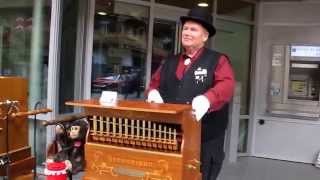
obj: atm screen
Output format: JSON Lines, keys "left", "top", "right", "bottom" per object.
{"left": 291, "top": 45, "right": 320, "bottom": 58}
{"left": 289, "top": 80, "right": 307, "bottom": 97}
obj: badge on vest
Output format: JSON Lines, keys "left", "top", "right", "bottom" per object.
{"left": 194, "top": 67, "right": 207, "bottom": 84}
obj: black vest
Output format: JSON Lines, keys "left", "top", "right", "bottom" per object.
{"left": 159, "top": 48, "right": 229, "bottom": 142}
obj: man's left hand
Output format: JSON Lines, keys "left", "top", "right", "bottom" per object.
{"left": 192, "top": 95, "right": 210, "bottom": 121}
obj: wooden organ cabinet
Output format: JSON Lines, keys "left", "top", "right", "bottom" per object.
{"left": 0, "top": 77, "right": 34, "bottom": 179}
{"left": 66, "top": 99, "right": 201, "bottom": 180}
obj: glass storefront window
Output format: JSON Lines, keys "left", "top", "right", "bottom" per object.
{"left": 152, "top": 19, "right": 176, "bottom": 74}
{"left": 238, "top": 118, "right": 248, "bottom": 153}
{"left": 91, "top": 1, "right": 149, "bottom": 99}
{"left": 156, "top": 0, "right": 213, "bottom": 11}
{"left": 0, "top": 0, "right": 51, "bottom": 107}
{"left": 217, "top": 0, "right": 255, "bottom": 21}
{"left": 215, "top": 19, "right": 253, "bottom": 153}
{"left": 0, "top": 0, "right": 51, "bottom": 165}
{"left": 215, "top": 19, "right": 252, "bottom": 115}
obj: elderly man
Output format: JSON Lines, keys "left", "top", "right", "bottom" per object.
{"left": 146, "top": 7, "right": 235, "bottom": 180}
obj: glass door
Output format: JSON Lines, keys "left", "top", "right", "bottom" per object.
{"left": 150, "top": 4, "right": 187, "bottom": 76}
{"left": 0, "top": 0, "right": 51, "bottom": 107}
{"left": 215, "top": 19, "right": 253, "bottom": 153}
{"left": 91, "top": 1, "right": 149, "bottom": 99}
{"left": 151, "top": 19, "right": 176, "bottom": 74}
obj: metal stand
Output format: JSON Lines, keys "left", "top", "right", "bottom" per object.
{"left": 32, "top": 101, "right": 44, "bottom": 179}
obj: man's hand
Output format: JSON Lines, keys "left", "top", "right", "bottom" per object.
{"left": 192, "top": 95, "right": 210, "bottom": 121}
{"left": 147, "top": 89, "right": 164, "bottom": 103}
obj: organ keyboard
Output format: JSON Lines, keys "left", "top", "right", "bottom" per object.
{"left": 90, "top": 116, "right": 181, "bottom": 152}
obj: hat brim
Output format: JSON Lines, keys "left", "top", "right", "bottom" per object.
{"left": 180, "top": 16, "right": 216, "bottom": 37}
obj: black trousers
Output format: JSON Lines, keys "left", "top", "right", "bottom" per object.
{"left": 201, "top": 135, "right": 225, "bottom": 180}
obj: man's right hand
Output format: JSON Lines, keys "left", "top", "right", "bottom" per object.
{"left": 147, "top": 89, "right": 164, "bottom": 103}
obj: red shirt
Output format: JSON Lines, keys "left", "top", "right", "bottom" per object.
{"left": 147, "top": 48, "right": 235, "bottom": 112}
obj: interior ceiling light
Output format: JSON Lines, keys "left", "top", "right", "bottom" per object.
{"left": 197, "top": 2, "right": 209, "bottom": 7}
{"left": 97, "top": 11, "right": 107, "bottom": 16}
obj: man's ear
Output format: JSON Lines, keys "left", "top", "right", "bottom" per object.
{"left": 202, "top": 30, "right": 209, "bottom": 42}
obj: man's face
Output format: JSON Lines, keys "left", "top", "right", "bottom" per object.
{"left": 181, "top": 20, "right": 209, "bottom": 50}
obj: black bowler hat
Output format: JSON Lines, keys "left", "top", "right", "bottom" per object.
{"left": 180, "top": 7, "right": 216, "bottom": 37}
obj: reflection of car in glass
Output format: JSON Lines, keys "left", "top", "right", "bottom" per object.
{"left": 92, "top": 72, "right": 141, "bottom": 99}
{"left": 92, "top": 74, "right": 123, "bottom": 91}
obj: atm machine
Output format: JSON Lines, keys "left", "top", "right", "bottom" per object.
{"left": 268, "top": 44, "right": 320, "bottom": 119}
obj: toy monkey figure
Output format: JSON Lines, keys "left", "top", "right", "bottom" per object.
{"left": 68, "top": 120, "right": 88, "bottom": 174}
{"left": 47, "top": 123, "right": 72, "bottom": 157}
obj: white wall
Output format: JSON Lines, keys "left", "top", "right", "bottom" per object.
{"left": 251, "top": 1, "right": 320, "bottom": 163}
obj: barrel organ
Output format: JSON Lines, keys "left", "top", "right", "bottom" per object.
{"left": 66, "top": 99, "right": 201, "bottom": 180}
